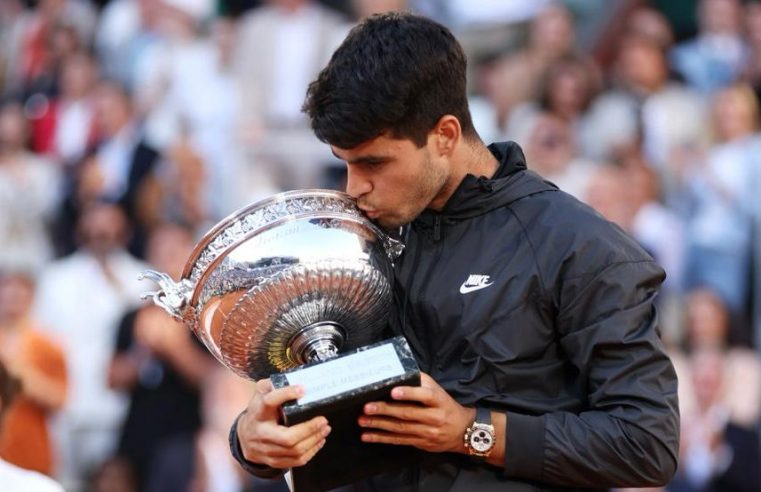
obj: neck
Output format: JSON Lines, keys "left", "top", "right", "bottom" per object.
{"left": 430, "top": 139, "right": 498, "bottom": 210}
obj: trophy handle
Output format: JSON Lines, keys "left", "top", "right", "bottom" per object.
{"left": 138, "top": 269, "right": 193, "bottom": 320}
{"left": 382, "top": 235, "right": 404, "bottom": 262}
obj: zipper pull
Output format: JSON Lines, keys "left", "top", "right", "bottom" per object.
{"left": 433, "top": 216, "right": 441, "bottom": 241}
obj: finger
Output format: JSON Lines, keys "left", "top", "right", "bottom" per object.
{"left": 358, "top": 415, "right": 435, "bottom": 438}
{"left": 265, "top": 437, "right": 327, "bottom": 469}
{"left": 260, "top": 384, "right": 304, "bottom": 411}
{"left": 259, "top": 415, "right": 331, "bottom": 448}
{"left": 388, "top": 384, "right": 438, "bottom": 405}
{"left": 364, "top": 401, "right": 437, "bottom": 422}
{"left": 360, "top": 430, "right": 425, "bottom": 448}
{"left": 261, "top": 422, "right": 332, "bottom": 458}
{"left": 255, "top": 378, "right": 274, "bottom": 394}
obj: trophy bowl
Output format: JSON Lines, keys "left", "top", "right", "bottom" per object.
{"left": 141, "top": 189, "right": 421, "bottom": 492}
{"left": 139, "top": 189, "right": 404, "bottom": 381}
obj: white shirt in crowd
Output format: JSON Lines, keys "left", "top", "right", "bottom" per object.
{"left": 0, "top": 458, "right": 65, "bottom": 492}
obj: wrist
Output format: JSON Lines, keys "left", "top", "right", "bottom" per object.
{"left": 454, "top": 406, "right": 477, "bottom": 454}
{"left": 463, "top": 407, "right": 497, "bottom": 458}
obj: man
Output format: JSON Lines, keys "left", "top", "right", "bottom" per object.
{"left": 230, "top": 12, "right": 679, "bottom": 490}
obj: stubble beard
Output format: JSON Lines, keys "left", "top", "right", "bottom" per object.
{"left": 378, "top": 154, "right": 447, "bottom": 230}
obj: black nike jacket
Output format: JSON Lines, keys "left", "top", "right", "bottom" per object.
{"left": 231, "top": 141, "right": 680, "bottom": 491}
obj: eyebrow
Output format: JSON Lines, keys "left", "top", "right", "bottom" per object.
{"left": 331, "top": 149, "right": 390, "bottom": 165}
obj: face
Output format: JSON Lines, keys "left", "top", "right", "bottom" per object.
{"left": 712, "top": 87, "right": 758, "bottom": 141}
{"left": 78, "top": 203, "right": 129, "bottom": 256}
{"left": 0, "top": 103, "right": 27, "bottom": 153}
{"left": 332, "top": 134, "right": 450, "bottom": 230}
{"left": 0, "top": 274, "right": 34, "bottom": 322}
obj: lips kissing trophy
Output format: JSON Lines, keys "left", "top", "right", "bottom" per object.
{"left": 139, "top": 189, "right": 420, "bottom": 492}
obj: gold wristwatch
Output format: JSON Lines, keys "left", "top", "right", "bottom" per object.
{"left": 463, "top": 407, "right": 496, "bottom": 457}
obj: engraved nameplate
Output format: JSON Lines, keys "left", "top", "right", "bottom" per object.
{"left": 286, "top": 343, "right": 405, "bottom": 405}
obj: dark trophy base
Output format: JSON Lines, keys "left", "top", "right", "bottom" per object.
{"left": 271, "top": 336, "right": 420, "bottom": 492}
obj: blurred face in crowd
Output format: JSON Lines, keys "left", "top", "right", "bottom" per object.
{"left": 0, "top": 274, "right": 35, "bottom": 324}
{"left": 0, "top": 103, "right": 28, "bottom": 154}
{"left": 627, "top": 7, "right": 674, "bottom": 50}
{"left": 617, "top": 36, "right": 667, "bottom": 93}
{"left": 583, "top": 166, "right": 632, "bottom": 229}
{"left": 333, "top": 133, "right": 451, "bottom": 230}
{"left": 59, "top": 52, "right": 98, "bottom": 100}
{"left": 690, "top": 348, "right": 725, "bottom": 412}
{"left": 526, "top": 113, "right": 575, "bottom": 174}
{"left": 544, "top": 61, "right": 595, "bottom": 118}
{"left": 685, "top": 288, "right": 729, "bottom": 348}
{"left": 93, "top": 83, "right": 133, "bottom": 139}
{"left": 711, "top": 84, "right": 760, "bottom": 142}
{"left": 699, "top": 0, "right": 742, "bottom": 35}
{"left": 77, "top": 203, "right": 130, "bottom": 257}
{"left": 529, "top": 3, "right": 575, "bottom": 57}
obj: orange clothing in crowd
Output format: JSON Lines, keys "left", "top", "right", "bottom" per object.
{"left": 0, "top": 328, "right": 67, "bottom": 475}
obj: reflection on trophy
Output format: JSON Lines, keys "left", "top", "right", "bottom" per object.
{"left": 139, "top": 189, "right": 420, "bottom": 492}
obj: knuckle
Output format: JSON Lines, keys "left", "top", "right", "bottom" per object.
{"left": 281, "top": 434, "right": 298, "bottom": 448}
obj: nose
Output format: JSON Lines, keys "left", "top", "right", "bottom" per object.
{"left": 345, "top": 164, "right": 372, "bottom": 200}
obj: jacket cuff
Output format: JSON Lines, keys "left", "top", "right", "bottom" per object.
{"left": 503, "top": 411, "right": 545, "bottom": 481}
{"left": 228, "top": 411, "right": 285, "bottom": 479}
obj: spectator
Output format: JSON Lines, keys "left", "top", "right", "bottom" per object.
{"left": 109, "top": 222, "right": 215, "bottom": 491}
{"left": 679, "top": 287, "right": 761, "bottom": 428}
{"left": 0, "top": 358, "right": 65, "bottom": 492}
{"left": 505, "top": 53, "right": 601, "bottom": 157}
{"left": 671, "top": 0, "right": 748, "bottom": 94}
{"left": 0, "top": 99, "right": 61, "bottom": 274}
{"left": 30, "top": 50, "right": 98, "bottom": 166}
{"left": 231, "top": 0, "right": 349, "bottom": 189}
{"left": 585, "top": 33, "right": 708, "bottom": 180}
{"left": 483, "top": 2, "right": 579, "bottom": 131}
{"left": 34, "top": 201, "right": 148, "bottom": 490}
{"left": 62, "top": 80, "right": 161, "bottom": 258}
{"left": 523, "top": 112, "right": 597, "bottom": 200}
{"left": 0, "top": 271, "right": 67, "bottom": 476}
{"left": 2, "top": 0, "right": 96, "bottom": 98}
{"left": 679, "top": 83, "right": 760, "bottom": 317}
{"left": 619, "top": 152, "right": 685, "bottom": 296}
{"left": 669, "top": 346, "right": 760, "bottom": 492}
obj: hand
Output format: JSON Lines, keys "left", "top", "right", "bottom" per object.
{"left": 237, "top": 379, "right": 332, "bottom": 469}
{"left": 358, "top": 372, "right": 474, "bottom": 454}
{"left": 134, "top": 306, "right": 189, "bottom": 356}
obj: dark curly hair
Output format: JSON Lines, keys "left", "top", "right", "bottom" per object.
{"left": 303, "top": 12, "right": 477, "bottom": 149}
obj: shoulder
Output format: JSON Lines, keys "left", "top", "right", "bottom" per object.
{"left": 508, "top": 187, "right": 661, "bottom": 280}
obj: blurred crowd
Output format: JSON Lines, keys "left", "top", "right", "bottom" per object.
{"left": 0, "top": 0, "right": 759, "bottom": 491}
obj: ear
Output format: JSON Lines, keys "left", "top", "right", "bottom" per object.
{"left": 430, "top": 115, "right": 461, "bottom": 157}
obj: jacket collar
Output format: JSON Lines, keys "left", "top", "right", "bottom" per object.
{"left": 415, "top": 141, "right": 556, "bottom": 226}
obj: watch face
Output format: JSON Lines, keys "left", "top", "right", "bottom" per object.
{"left": 469, "top": 424, "right": 494, "bottom": 453}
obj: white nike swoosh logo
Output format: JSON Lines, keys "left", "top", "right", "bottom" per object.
{"left": 459, "top": 282, "right": 494, "bottom": 294}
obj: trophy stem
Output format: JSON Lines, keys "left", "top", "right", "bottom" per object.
{"left": 289, "top": 322, "right": 346, "bottom": 365}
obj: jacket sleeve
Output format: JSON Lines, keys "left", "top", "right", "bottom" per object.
{"left": 503, "top": 260, "right": 680, "bottom": 487}
{"left": 228, "top": 412, "right": 286, "bottom": 479}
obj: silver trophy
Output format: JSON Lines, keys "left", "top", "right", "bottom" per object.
{"left": 140, "top": 189, "right": 420, "bottom": 492}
